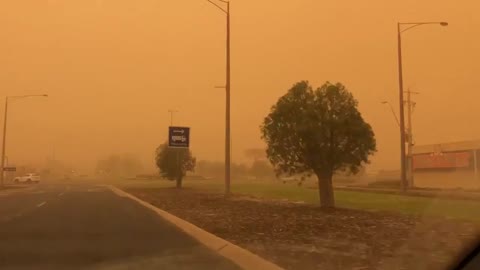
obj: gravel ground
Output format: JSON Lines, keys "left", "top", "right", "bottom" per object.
{"left": 126, "top": 187, "right": 480, "bottom": 270}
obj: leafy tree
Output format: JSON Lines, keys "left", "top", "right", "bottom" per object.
{"left": 155, "top": 143, "right": 196, "bottom": 188}
{"left": 261, "top": 81, "right": 376, "bottom": 208}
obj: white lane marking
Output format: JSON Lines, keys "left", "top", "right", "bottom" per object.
{"left": 58, "top": 192, "right": 64, "bottom": 197}
{"left": 37, "top": 202, "right": 47, "bottom": 208}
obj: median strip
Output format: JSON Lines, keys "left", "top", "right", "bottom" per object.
{"left": 107, "top": 185, "right": 283, "bottom": 270}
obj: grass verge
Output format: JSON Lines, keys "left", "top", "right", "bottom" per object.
{"left": 118, "top": 178, "right": 480, "bottom": 222}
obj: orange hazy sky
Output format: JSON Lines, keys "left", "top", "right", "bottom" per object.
{"left": 0, "top": 0, "right": 479, "bottom": 172}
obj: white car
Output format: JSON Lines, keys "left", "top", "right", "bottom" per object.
{"left": 14, "top": 173, "right": 41, "bottom": 184}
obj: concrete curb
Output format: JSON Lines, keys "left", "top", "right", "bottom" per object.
{"left": 107, "top": 185, "right": 284, "bottom": 270}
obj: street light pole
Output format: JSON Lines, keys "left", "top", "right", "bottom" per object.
{"left": 168, "top": 109, "right": 178, "bottom": 126}
{"left": 207, "top": 0, "right": 231, "bottom": 196}
{"left": 0, "top": 94, "right": 48, "bottom": 187}
{"left": 397, "top": 23, "right": 407, "bottom": 192}
{"left": 225, "top": 1, "right": 231, "bottom": 197}
{"left": 1, "top": 98, "right": 9, "bottom": 187}
{"left": 405, "top": 89, "right": 419, "bottom": 187}
{"left": 397, "top": 21, "right": 447, "bottom": 192}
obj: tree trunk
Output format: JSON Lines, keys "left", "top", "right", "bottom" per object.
{"left": 316, "top": 172, "right": 335, "bottom": 208}
{"left": 176, "top": 176, "right": 183, "bottom": 189}
{"left": 175, "top": 150, "right": 182, "bottom": 189}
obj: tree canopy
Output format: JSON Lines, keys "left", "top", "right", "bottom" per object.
{"left": 261, "top": 81, "right": 376, "bottom": 208}
{"left": 155, "top": 143, "right": 196, "bottom": 188}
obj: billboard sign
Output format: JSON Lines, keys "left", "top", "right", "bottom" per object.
{"left": 168, "top": 126, "right": 190, "bottom": 148}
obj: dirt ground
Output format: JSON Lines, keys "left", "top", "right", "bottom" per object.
{"left": 126, "top": 187, "right": 480, "bottom": 270}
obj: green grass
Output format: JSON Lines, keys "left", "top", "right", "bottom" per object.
{"left": 118, "top": 178, "right": 480, "bottom": 223}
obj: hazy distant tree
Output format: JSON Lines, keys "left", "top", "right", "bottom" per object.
{"left": 196, "top": 160, "right": 248, "bottom": 178}
{"left": 231, "top": 163, "right": 249, "bottom": 177}
{"left": 261, "top": 81, "right": 376, "bottom": 208}
{"left": 249, "top": 160, "right": 275, "bottom": 179}
{"left": 244, "top": 148, "right": 266, "bottom": 161}
{"left": 196, "top": 160, "right": 223, "bottom": 178}
{"left": 155, "top": 143, "right": 196, "bottom": 188}
{"left": 96, "top": 154, "right": 143, "bottom": 177}
{"left": 43, "top": 158, "right": 72, "bottom": 179}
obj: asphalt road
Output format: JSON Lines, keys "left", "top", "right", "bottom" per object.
{"left": 0, "top": 183, "right": 240, "bottom": 270}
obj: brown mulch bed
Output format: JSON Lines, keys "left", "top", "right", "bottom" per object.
{"left": 126, "top": 187, "right": 480, "bottom": 270}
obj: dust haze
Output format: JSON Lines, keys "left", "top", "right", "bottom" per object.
{"left": 1, "top": 0, "right": 479, "bottom": 175}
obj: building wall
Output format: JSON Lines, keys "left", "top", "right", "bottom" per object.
{"left": 413, "top": 149, "right": 480, "bottom": 190}
{"left": 414, "top": 169, "right": 478, "bottom": 189}
{"left": 413, "top": 140, "right": 480, "bottom": 155}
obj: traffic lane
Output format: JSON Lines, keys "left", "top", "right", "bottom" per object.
{"left": 0, "top": 185, "right": 241, "bottom": 270}
{"left": 0, "top": 184, "right": 67, "bottom": 223}
{"left": 0, "top": 183, "right": 105, "bottom": 222}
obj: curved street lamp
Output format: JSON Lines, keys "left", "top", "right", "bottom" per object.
{"left": 381, "top": 101, "right": 400, "bottom": 127}
{"left": 1, "top": 94, "right": 49, "bottom": 186}
{"left": 397, "top": 21, "right": 448, "bottom": 191}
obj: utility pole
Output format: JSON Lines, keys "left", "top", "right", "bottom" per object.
{"left": 206, "top": 0, "right": 231, "bottom": 196}
{"left": 406, "top": 89, "right": 419, "bottom": 188}
{"left": 0, "top": 98, "right": 9, "bottom": 187}
{"left": 397, "top": 23, "right": 407, "bottom": 192}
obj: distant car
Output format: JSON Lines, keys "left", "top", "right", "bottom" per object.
{"left": 14, "top": 173, "right": 40, "bottom": 184}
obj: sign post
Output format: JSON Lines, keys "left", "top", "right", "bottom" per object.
{"left": 168, "top": 126, "right": 190, "bottom": 149}
{"left": 168, "top": 126, "right": 190, "bottom": 188}
{"left": 3, "top": 167, "right": 16, "bottom": 172}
